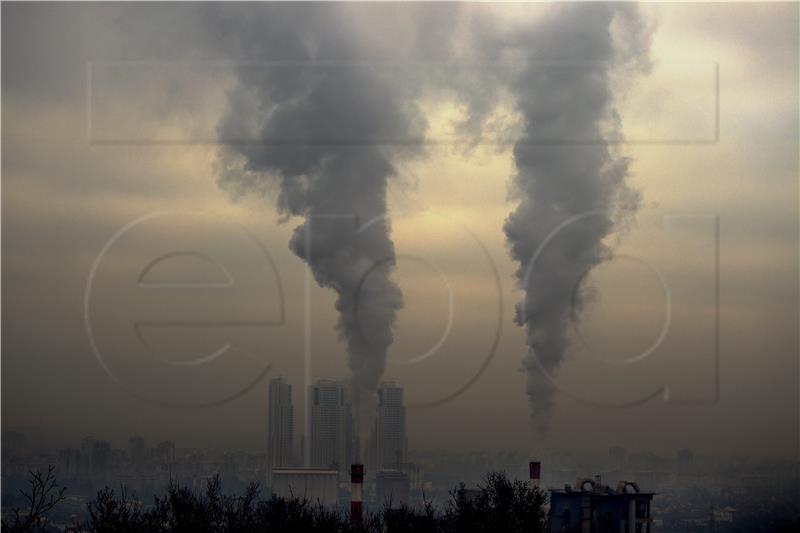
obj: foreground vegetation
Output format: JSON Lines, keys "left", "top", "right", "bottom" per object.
{"left": 2, "top": 468, "right": 547, "bottom": 533}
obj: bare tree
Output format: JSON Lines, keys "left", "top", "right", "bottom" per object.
{"left": 2, "top": 465, "right": 67, "bottom": 532}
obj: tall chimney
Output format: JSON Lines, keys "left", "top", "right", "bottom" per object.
{"left": 351, "top": 464, "right": 364, "bottom": 523}
{"left": 529, "top": 461, "right": 541, "bottom": 488}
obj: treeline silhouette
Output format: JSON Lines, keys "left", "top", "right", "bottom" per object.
{"left": 3, "top": 468, "right": 547, "bottom": 533}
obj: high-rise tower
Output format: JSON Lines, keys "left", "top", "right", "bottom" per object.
{"left": 374, "top": 381, "right": 406, "bottom": 471}
{"left": 309, "top": 379, "right": 354, "bottom": 478}
{"left": 267, "top": 377, "right": 294, "bottom": 486}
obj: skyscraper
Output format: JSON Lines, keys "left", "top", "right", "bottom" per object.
{"left": 267, "top": 377, "right": 294, "bottom": 486}
{"left": 309, "top": 379, "right": 353, "bottom": 478}
{"left": 374, "top": 381, "right": 406, "bottom": 471}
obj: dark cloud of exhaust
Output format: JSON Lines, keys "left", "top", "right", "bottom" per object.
{"left": 212, "top": 4, "right": 457, "bottom": 432}
{"left": 212, "top": 3, "right": 652, "bottom": 436}
{"left": 498, "top": 4, "right": 653, "bottom": 432}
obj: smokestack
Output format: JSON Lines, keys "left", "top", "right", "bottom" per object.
{"left": 529, "top": 461, "right": 541, "bottom": 488}
{"left": 351, "top": 464, "right": 364, "bottom": 523}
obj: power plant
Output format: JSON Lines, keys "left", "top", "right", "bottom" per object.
{"left": 268, "top": 381, "right": 656, "bottom": 529}
{"left": 547, "top": 474, "right": 654, "bottom": 533}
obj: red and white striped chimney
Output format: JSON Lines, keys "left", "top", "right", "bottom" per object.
{"left": 351, "top": 464, "right": 364, "bottom": 523}
{"left": 529, "top": 461, "right": 541, "bottom": 488}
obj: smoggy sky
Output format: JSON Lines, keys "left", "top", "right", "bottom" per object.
{"left": 2, "top": 2, "right": 798, "bottom": 460}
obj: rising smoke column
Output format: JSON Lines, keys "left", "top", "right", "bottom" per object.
{"left": 213, "top": 4, "right": 441, "bottom": 430}
{"left": 500, "top": 4, "right": 652, "bottom": 432}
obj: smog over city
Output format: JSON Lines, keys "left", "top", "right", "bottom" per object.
{"left": 2, "top": 2, "right": 798, "bottom": 532}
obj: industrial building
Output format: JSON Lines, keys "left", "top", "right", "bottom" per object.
{"left": 271, "top": 468, "right": 339, "bottom": 507}
{"left": 548, "top": 475, "right": 654, "bottom": 533}
{"left": 376, "top": 470, "right": 411, "bottom": 509}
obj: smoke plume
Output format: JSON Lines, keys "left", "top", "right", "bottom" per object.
{"left": 212, "top": 3, "right": 652, "bottom": 435}
{"left": 213, "top": 4, "right": 453, "bottom": 429}
{"left": 498, "top": 4, "right": 652, "bottom": 432}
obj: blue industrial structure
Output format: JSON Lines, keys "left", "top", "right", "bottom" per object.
{"left": 548, "top": 476, "right": 654, "bottom": 533}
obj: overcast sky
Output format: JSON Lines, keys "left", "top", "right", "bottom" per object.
{"left": 2, "top": 2, "right": 798, "bottom": 460}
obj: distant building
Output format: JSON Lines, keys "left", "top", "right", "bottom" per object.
{"left": 376, "top": 470, "right": 411, "bottom": 509}
{"left": 310, "top": 380, "right": 354, "bottom": 478}
{"left": 2, "top": 431, "right": 27, "bottom": 454}
{"left": 128, "top": 435, "right": 146, "bottom": 463}
{"left": 58, "top": 447, "right": 84, "bottom": 477}
{"left": 548, "top": 476, "right": 654, "bottom": 533}
{"left": 154, "top": 441, "right": 176, "bottom": 466}
{"left": 372, "top": 381, "right": 406, "bottom": 471}
{"left": 456, "top": 487, "right": 484, "bottom": 504}
{"left": 609, "top": 446, "right": 626, "bottom": 474}
{"left": 91, "top": 441, "right": 111, "bottom": 477}
{"left": 676, "top": 448, "right": 695, "bottom": 477}
{"left": 712, "top": 506, "right": 736, "bottom": 524}
{"left": 80, "top": 436, "right": 97, "bottom": 459}
{"left": 271, "top": 468, "right": 339, "bottom": 507}
{"left": 267, "top": 377, "right": 294, "bottom": 486}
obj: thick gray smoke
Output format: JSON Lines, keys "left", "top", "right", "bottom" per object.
{"left": 497, "top": 4, "right": 652, "bottom": 432}
{"left": 213, "top": 4, "right": 454, "bottom": 430}
{"left": 212, "top": 3, "right": 651, "bottom": 436}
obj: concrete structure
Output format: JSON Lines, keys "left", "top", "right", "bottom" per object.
{"left": 309, "top": 380, "right": 354, "bottom": 478}
{"left": 271, "top": 468, "right": 339, "bottom": 507}
{"left": 372, "top": 381, "right": 406, "bottom": 471}
{"left": 376, "top": 470, "right": 411, "bottom": 509}
{"left": 548, "top": 476, "right": 654, "bottom": 533}
{"left": 267, "top": 377, "right": 294, "bottom": 486}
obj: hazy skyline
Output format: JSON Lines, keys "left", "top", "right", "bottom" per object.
{"left": 2, "top": 2, "right": 798, "bottom": 460}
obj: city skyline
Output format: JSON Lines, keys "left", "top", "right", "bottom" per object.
{"left": 5, "top": 426, "right": 797, "bottom": 528}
